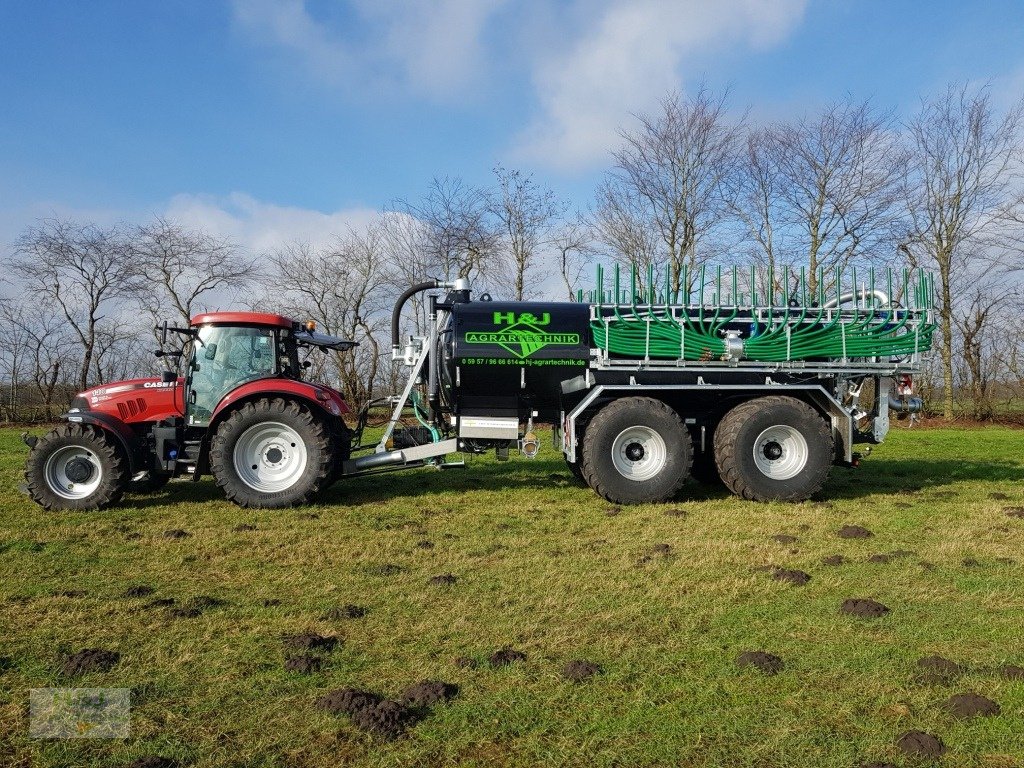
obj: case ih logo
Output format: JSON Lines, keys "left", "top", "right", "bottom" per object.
{"left": 464, "top": 311, "right": 580, "bottom": 359}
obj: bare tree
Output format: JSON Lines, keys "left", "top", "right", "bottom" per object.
{"left": 598, "top": 88, "right": 742, "bottom": 295}
{"left": 903, "top": 84, "right": 1024, "bottom": 419}
{"left": 130, "top": 217, "right": 256, "bottom": 331}
{"left": 592, "top": 177, "right": 660, "bottom": 291}
{"left": 490, "top": 166, "right": 564, "bottom": 300}
{"left": 552, "top": 216, "right": 595, "bottom": 300}
{"left": 0, "top": 299, "right": 31, "bottom": 421}
{"left": 748, "top": 98, "right": 907, "bottom": 294}
{"left": 12, "top": 219, "right": 137, "bottom": 391}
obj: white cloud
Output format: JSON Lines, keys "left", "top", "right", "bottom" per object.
{"left": 164, "top": 192, "right": 379, "bottom": 253}
{"left": 230, "top": 0, "right": 507, "bottom": 99}
{"left": 513, "top": 0, "right": 808, "bottom": 170}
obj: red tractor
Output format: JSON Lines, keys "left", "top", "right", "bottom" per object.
{"left": 24, "top": 311, "right": 357, "bottom": 510}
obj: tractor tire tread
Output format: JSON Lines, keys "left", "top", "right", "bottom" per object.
{"left": 25, "top": 423, "right": 129, "bottom": 511}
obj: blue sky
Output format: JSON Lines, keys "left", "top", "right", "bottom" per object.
{"left": 1, "top": 0, "right": 1022, "bottom": 252}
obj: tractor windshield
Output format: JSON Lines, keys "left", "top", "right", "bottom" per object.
{"left": 187, "top": 325, "right": 278, "bottom": 425}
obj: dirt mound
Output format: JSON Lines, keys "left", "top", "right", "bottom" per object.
{"left": 162, "top": 529, "right": 189, "bottom": 539}
{"left": 127, "top": 758, "right": 179, "bottom": 768}
{"left": 962, "top": 557, "right": 981, "bottom": 567}
{"left": 896, "top": 731, "right": 945, "bottom": 758}
{"left": 400, "top": 680, "right": 459, "bottom": 707}
{"left": 489, "top": 648, "right": 527, "bottom": 667}
{"left": 122, "top": 585, "right": 154, "bottom": 598}
{"left": 841, "top": 599, "right": 890, "bottom": 618}
{"left": 821, "top": 554, "right": 846, "bottom": 566}
{"left": 772, "top": 569, "right": 810, "bottom": 586}
{"left": 454, "top": 655, "right": 478, "bottom": 669}
{"left": 838, "top": 525, "right": 873, "bottom": 539}
{"left": 649, "top": 543, "right": 673, "bottom": 556}
{"left": 351, "top": 699, "right": 419, "bottom": 739}
{"left": 605, "top": 507, "right": 621, "bottom": 516}
{"left": 189, "top": 595, "right": 226, "bottom": 609}
{"left": 562, "top": 660, "right": 602, "bottom": 681}
{"left": 145, "top": 597, "right": 175, "bottom": 609}
{"left": 415, "top": 540, "right": 435, "bottom": 549}
{"left": 944, "top": 692, "right": 1000, "bottom": 718}
{"left": 888, "top": 549, "right": 915, "bottom": 558}
{"left": 367, "top": 563, "right": 404, "bottom": 576}
{"left": 322, "top": 604, "right": 366, "bottom": 620}
{"left": 1004, "top": 507, "right": 1024, "bottom": 518}
{"left": 282, "top": 633, "right": 338, "bottom": 652}
{"left": 868, "top": 554, "right": 892, "bottom": 564}
{"left": 316, "top": 687, "right": 382, "bottom": 715}
{"left": 231, "top": 524, "right": 256, "bottom": 532}
{"left": 61, "top": 648, "right": 120, "bottom": 676}
{"left": 56, "top": 589, "right": 86, "bottom": 598}
{"left": 916, "top": 655, "right": 962, "bottom": 683}
{"left": 736, "top": 651, "right": 784, "bottom": 675}
{"left": 771, "top": 534, "right": 798, "bottom": 544}
{"left": 664, "top": 508, "right": 688, "bottom": 517}
{"left": 428, "top": 574, "right": 458, "bottom": 586}
{"left": 285, "top": 655, "right": 323, "bottom": 674}
{"left": 262, "top": 599, "right": 282, "bottom": 607}
{"left": 989, "top": 492, "right": 1010, "bottom": 500}
{"left": 1000, "top": 664, "right": 1024, "bottom": 680}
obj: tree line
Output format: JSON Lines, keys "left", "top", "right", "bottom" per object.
{"left": 1, "top": 82, "right": 1022, "bottom": 422}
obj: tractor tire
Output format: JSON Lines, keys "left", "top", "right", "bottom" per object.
{"left": 714, "top": 396, "right": 832, "bottom": 502}
{"left": 580, "top": 397, "right": 692, "bottom": 505}
{"left": 210, "top": 397, "right": 333, "bottom": 508}
{"left": 128, "top": 473, "right": 170, "bottom": 494}
{"left": 326, "top": 420, "right": 353, "bottom": 487}
{"left": 25, "top": 423, "right": 130, "bottom": 511}
{"left": 564, "top": 457, "right": 586, "bottom": 486}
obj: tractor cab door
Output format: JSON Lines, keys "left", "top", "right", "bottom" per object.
{"left": 186, "top": 325, "right": 277, "bottom": 426}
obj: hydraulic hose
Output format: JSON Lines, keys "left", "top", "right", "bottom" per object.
{"left": 391, "top": 280, "right": 441, "bottom": 350}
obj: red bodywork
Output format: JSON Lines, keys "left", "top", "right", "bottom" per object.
{"left": 78, "top": 377, "right": 185, "bottom": 424}
{"left": 211, "top": 378, "right": 350, "bottom": 419}
{"left": 190, "top": 311, "right": 294, "bottom": 329}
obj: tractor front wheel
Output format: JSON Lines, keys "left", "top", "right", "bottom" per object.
{"left": 210, "top": 398, "right": 332, "bottom": 508}
{"left": 25, "top": 423, "right": 130, "bottom": 510}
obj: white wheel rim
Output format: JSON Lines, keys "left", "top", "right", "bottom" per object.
{"left": 610, "top": 426, "right": 667, "bottom": 481}
{"left": 752, "top": 425, "right": 808, "bottom": 480}
{"left": 44, "top": 445, "right": 103, "bottom": 500}
{"left": 233, "top": 421, "right": 308, "bottom": 493}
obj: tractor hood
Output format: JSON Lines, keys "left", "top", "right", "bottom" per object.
{"left": 71, "top": 377, "right": 185, "bottom": 424}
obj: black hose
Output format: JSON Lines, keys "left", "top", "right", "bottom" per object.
{"left": 391, "top": 280, "right": 439, "bottom": 348}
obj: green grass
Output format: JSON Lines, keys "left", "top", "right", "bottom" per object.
{"left": 2, "top": 425, "right": 1024, "bottom": 767}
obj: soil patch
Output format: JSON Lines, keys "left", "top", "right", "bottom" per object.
{"left": 316, "top": 687, "right": 382, "bottom": 715}
{"left": 868, "top": 554, "right": 892, "bottom": 564}
{"left": 282, "top": 633, "right": 338, "bottom": 652}
{"left": 649, "top": 543, "right": 673, "bottom": 556}
{"left": 454, "top": 655, "right": 478, "bottom": 669}
{"left": 605, "top": 507, "right": 621, "bottom": 516}
{"left": 168, "top": 607, "right": 202, "bottom": 619}
{"left": 284, "top": 655, "right": 323, "bottom": 674}
{"left": 1000, "top": 664, "right": 1024, "bottom": 680}
{"left": 896, "top": 731, "right": 946, "bottom": 758}
{"left": 232, "top": 524, "right": 256, "bottom": 532}
{"left": 1004, "top": 507, "right": 1024, "bottom": 518}
{"left": 189, "top": 596, "right": 226, "bottom": 609}
{"left": 838, "top": 525, "right": 873, "bottom": 539}
{"left": 57, "top": 589, "right": 87, "bottom": 598}
{"left": 772, "top": 569, "right": 811, "bottom": 586}
{"left": 893, "top": 502, "right": 912, "bottom": 509}
{"left": 944, "top": 692, "right": 1000, "bottom": 718}
{"left": 821, "top": 555, "right": 846, "bottom": 566}
{"left": 989, "top": 492, "right": 1010, "bottom": 500}
{"left": 61, "top": 648, "right": 120, "bottom": 676}
{"left": 562, "top": 660, "right": 602, "bottom": 681}
{"left": 489, "top": 648, "right": 527, "bottom": 667}
{"left": 771, "top": 534, "right": 798, "bottom": 544}
{"left": 262, "top": 599, "right": 282, "bottom": 607}
{"left": 322, "top": 604, "right": 366, "bottom": 620}
{"left": 400, "top": 680, "right": 459, "bottom": 707}
{"left": 127, "top": 758, "right": 179, "bottom": 768}
{"left": 841, "top": 599, "right": 890, "bottom": 618}
{"left": 664, "top": 508, "right": 687, "bottom": 517}
{"left": 366, "top": 563, "right": 404, "bottom": 577}
{"left": 351, "top": 699, "right": 419, "bottom": 739}
{"left": 415, "top": 540, "right": 435, "bottom": 549}
{"left": 736, "top": 651, "right": 784, "bottom": 675}
{"left": 962, "top": 557, "right": 981, "bottom": 567}
{"left": 428, "top": 574, "right": 458, "bottom": 586}
{"left": 122, "top": 585, "right": 154, "bottom": 598}
{"left": 916, "top": 655, "right": 962, "bottom": 684}
{"left": 162, "top": 529, "right": 189, "bottom": 539}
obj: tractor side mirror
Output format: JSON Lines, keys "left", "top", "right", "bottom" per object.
{"left": 204, "top": 343, "right": 218, "bottom": 361}
{"left": 161, "top": 369, "right": 176, "bottom": 384}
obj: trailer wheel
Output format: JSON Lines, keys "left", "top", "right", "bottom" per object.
{"left": 25, "top": 423, "right": 130, "bottom": 510}
{"left": 581, "top": 397, "right": 692, "bottom": 505}
{"left": 210, "top": 397, "right": 332, "bottom": 508}
{"left": 714, "top": 396, "right": 832, "bottom": 502}
{"left": 564, "top": 458, "right": 586, "bottom": 486}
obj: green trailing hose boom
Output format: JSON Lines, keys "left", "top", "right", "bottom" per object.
{"left": 583, "top": 263, "right": 935, "bottom": 365}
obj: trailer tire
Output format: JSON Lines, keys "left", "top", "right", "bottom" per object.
{"left": 581, "top": 397, "right": 692, "bottom": 505}
{"left": 564, "top": 458, "right": 586, "bottom": 486}
{"left": 25, "top": 423, "right": 130, "bottom": 511}
{"left": 210, "top": 397, "right": 332, "bottom": 508}
{"left": 714, "top": 396, "right": 832, "bottom": 502}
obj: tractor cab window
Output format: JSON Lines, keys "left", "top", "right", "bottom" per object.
{"left": 187, "top": 325, "right": 277, "bottom": 425}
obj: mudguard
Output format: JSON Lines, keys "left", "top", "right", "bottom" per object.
{"left": 62, "top": 409, "right": 142, "bottom": 473}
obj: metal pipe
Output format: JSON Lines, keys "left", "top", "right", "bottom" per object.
{"left": 427, "top": 294, "right": 439, "bottom": 412}
{"left": 823, "top": 289, "right": 891, "bottom": 308}
{"left": 347, "top": 450, "right": 407, "bottom": 472}
{"left": 888, "top": 393, "right": 924, "bottom": 414}
{"left": 391, "top": 280, "right": 440, "bottom": 351}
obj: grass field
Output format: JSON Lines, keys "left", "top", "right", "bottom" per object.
{"left": 2, "top": 424, "right": 1024, "bottom": 767}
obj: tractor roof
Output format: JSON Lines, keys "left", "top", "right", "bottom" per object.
{"left": 190, "top": 311, "right": 294, "bottom": 329}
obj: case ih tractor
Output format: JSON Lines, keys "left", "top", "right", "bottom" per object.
{"left": 24, "top": 265, "right": 932, "bottom": 511}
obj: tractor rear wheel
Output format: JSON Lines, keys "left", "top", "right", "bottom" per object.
{"left": 25, "top": 423, "right": 130, "bottom": 510}
{"left": 581, "top": 397, "right": 692, "bottom": 505}
{"left": 210, "top": 397, "right": 332, "bottom": 508}
{"left": 714, "top": 396, "right": 832, "bottom": 502}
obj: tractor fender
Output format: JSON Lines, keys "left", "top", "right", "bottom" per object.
{"left": 61, "top": 410, "right": 142, "bottom": 473}
{"left": 195, "top": 380, "right": 350, "bottom": 475}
